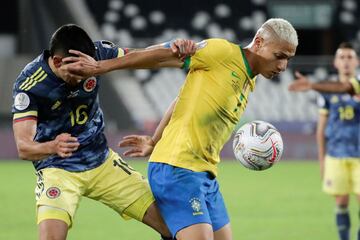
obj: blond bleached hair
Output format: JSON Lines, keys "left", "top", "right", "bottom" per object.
{"left": 256, "top": 18, "right": 298, "bottom": 46}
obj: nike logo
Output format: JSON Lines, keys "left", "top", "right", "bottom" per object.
{"left": 231, "top": 71, "right": 242, "bottom": 80}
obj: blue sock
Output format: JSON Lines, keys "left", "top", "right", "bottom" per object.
{"left": 336, "top": 206, "right": 350, "bottom": 240}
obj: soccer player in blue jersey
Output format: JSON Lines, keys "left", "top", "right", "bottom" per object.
{"left": 290, "top": 42, "right": 360, "bottom": 240}
{"left": 12, "top": 24, "right": 195, "bottom": 240}
{"left": 63, "top": 18, "right": 298, "bottom": 240}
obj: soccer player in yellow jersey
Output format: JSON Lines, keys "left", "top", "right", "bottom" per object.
{"left": 63, "top": 18, "right": 298, "bottom": 240}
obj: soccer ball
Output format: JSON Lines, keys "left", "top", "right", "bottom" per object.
{"left": 232, "top": 120, "right": 283, "bottom": 171}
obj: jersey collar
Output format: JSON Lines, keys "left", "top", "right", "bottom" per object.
{"left": 239, "top": 47, "right": 254, "bottom": 79}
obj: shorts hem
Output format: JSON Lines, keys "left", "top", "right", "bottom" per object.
{"left": 172, "top": 221, "right": 212, "bottom": 238}
{"left": 121, "top": 191, "right": 155, "bottom": 221}
{"left": 37, "top": 205, "right": 72, "bottom": 227}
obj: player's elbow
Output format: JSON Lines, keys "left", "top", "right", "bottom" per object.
{"left": 342, "top": 82, "right": 355, "bottom": 94}
{"left": 18, "top": 153, "right": 28, "bottom": 161}
{"left": 17, "top": 145, "right": 30, "bottom": 160}
{"left": 16, "top": 142, "right": 35, "bottom": 160}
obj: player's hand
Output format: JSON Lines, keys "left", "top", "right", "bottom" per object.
{"left": 171, "top": 39, "right": 196, "bottom": 61}
{"left": 118, "top": 135, "right": 155, "bottom": 157}
{"left": 51, "top": 133, "right": 80, "bottom": 158}
{"left": 58, "top": 69, "right": 84, "bottom": 87}
{"left": 61, "top": 50, "right": 100, "bottom": 79}
{"left": 288, "top": 71, "right": 312, "bottom": 92}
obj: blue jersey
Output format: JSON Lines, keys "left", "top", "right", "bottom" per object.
{"left": 318, "top": 91, "right": 360, "bottom": 158}
{"left": 12, "top": 41, "right": 127, "bottom": 172}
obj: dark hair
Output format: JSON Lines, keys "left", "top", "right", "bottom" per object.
{"left": 338, "top": 42, "right": 354, "bottom": 50}
{"left": 49, "top": 24, "right": 95, "bottom": 58}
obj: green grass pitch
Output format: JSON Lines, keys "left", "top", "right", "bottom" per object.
{"left": 0, "top": 159, "right": 358, "bottom": 240}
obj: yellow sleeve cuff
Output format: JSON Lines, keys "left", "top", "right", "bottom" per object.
{"left": 117, "top": 48, "right": 125, "bottom": 58}
{"left": 319, "top": 108, "right": 329, "bottom": 115}
{"left": 350, "top": 77, "right": 360, "bottom": 94}
{"left": 13, "top": 111, "right": 38, "bottom": 120}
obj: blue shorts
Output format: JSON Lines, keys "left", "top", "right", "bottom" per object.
{"left": 148, "top": 162, "right": 230, "bottom": 237}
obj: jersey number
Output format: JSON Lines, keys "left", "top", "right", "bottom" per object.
{"left": 113, "top": 158, "right": 135, "bottom": 175}
{"left": 338, "top": 106, "right": 354, "bottom": 121}
{"left": 70, "top": 105, "right": 88, "bottom": 126}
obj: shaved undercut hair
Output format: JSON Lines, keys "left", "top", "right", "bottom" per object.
{"left": 255, "top": 18, "right": 298, "bottom": 47}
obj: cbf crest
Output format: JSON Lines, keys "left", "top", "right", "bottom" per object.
{"left": 189, "top": 198, "right": 203, "bottom": 216}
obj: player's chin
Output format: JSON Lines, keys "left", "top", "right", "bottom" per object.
{"left": 263, "top": 73, "right": 275, "bottom": 79}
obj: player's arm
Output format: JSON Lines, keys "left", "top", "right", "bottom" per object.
{"left": 13, "top": 119, "right": 80, "bottom": 160}
{"left": 288, "top": 71, "right": 355, "bottom": 94}
{"left": 316, "top": 106, "right": 328, "bottom": 179}
{"left": 152, "top": 97, "right": 178, "bottom": 143}
{"left": 118, "top": 97, "right": 177, "bottom": 157}
{"left": 61, "top": 40, "right": 196, "bottom": 79}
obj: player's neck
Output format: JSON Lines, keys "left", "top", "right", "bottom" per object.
{"left": 242, "top": 48, "right": 258, "bottom": 76}
{"left": 339, "top": 73, "right": 355, "bottom": 83}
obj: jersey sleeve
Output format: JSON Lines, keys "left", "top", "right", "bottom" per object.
{"left": 183, "top": 39, "right": 233, "bottom": 71}
{"left": 94, "top": 40, "right": 128, "bottom": 61}
{"left": 350, "top": 77, "right": 360, "bottom": 94}
{"left": 317, "top": 94, "right": 329, "bottom": 115}
{"left": 12, "top": 87, "right": 38, "bottom": 122}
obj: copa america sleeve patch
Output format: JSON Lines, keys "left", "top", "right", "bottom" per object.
{"left": 100, "top": 40, "right": 116, "bottom": 48}
{"left": 196, "top": 40, "right": 208, "bottom": 50}
{"left": 14, "top": 92, "right": 30, "bottom": 111}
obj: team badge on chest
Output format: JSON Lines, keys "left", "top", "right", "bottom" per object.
{"left": 83, "top": 77, "right": 97, "bottom": 92}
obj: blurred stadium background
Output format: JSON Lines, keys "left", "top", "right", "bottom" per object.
{"left": 1, "top": 0, "right": 360, "bottom": 239}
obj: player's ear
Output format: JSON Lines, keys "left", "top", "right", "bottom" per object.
{"left": 254, "top": 36, "right": 264, "bottom": 52}
{"left": 52, "top": 55, "right": 63, "bottom": 68}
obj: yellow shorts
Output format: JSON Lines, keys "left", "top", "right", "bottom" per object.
{"left": 35, "top": 149, "right": 154, "bottom": 227}
{"left": 323, "top": 155, "right": 360, "bottom": 195}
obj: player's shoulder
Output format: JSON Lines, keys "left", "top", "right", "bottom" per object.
{"left": 203, "top": 38, "right": 232, "bottom": 45}
{"left": 14, "top": 52, "right": 53, "bottom": 95}
{"left": 198, "top": 38, "right": 234, "bottom": 50}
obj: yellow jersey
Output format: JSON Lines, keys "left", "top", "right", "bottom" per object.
{"left": 149, "top": 39, "right": 256, "bottom": 176}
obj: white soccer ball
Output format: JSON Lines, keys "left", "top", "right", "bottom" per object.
{"left": 232, "top": 120, "right": 283, "bottom": 171}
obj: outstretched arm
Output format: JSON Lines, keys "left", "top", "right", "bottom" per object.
{"left": 118, "top": 98, "right": 178, "bottom": 157}
{"left": 288, "top": 71, "right": 354, "bottom": 94}
{"left": 61, "top": 39, "right": 196, "bottom": 79}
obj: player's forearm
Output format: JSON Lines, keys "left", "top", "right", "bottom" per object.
{"left": 316, "top": 131, "right": 326, "bottom": 161}
{"left": 310, "top": 81, "right": 353, "bottom": 94}
{"left": 16, "top": 140, "right": 55, "bottom": 161}
{"left": 96, "top": 48, "right": 181, "bottom": 75}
